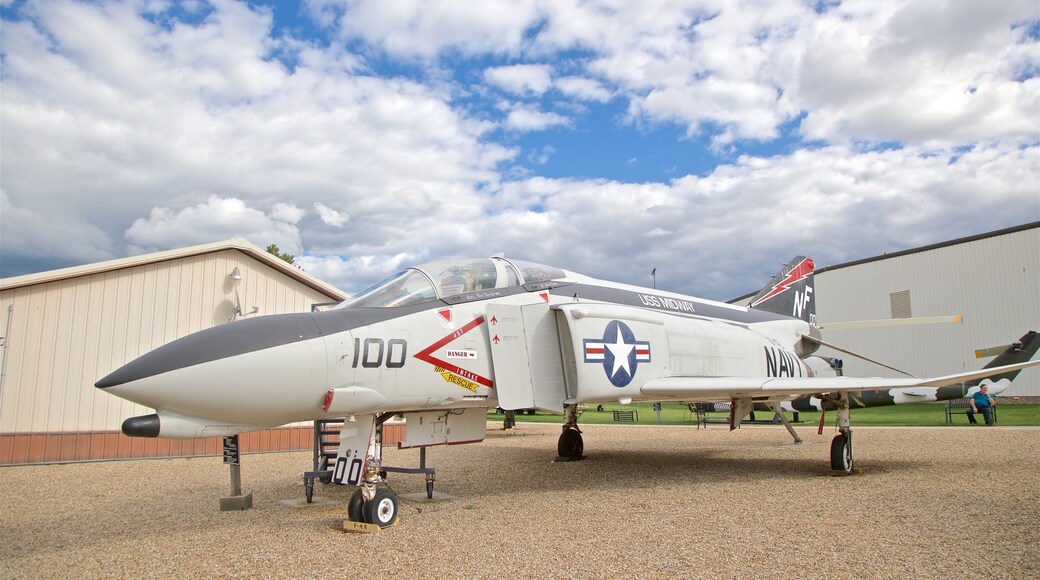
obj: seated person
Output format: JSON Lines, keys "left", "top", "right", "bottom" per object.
{"left": 966, "top": 384, "right": 996, "bottom": 426}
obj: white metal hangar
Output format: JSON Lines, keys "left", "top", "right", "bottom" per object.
{"left": 0, "top": 239, "right": 349, "bottom": 465}
{"left": 737, "top": 222, "right": 1039, "bottom": 397}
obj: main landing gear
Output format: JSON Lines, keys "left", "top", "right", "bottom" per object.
{"left": 556, "top": 405, "right": 585, "bottom": 461}
{"left": 829, "top": 392, "right": 854, "bottom": 474}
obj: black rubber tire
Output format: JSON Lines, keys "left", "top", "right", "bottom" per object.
{"left": 426, "top": 480, "right": 434, "bottom": 499}
{"left": 305, "top": 482, "right": 314, "bottom": 504}
{"left": 347, "top": 488, "right": 365, "bottom": 522}
{"left": 830, "top": 433, "right": 853, "bottom": 473}
{"left": 362, "top": 488, "right": 399, "bottom": 528}
{"left": 557, "top": 428, "right": 583, "bottom": 460}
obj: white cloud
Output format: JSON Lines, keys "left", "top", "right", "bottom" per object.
{"left": 2, "top": 0, "right": 1037, "bottom": 303}
{"left": 314, "top": 202, "right": 349, "bottom": 227}
{"left": 1, "top": 0, "right": 512, "bottom": 268}
{"left": 320, "top": 0, "right": 1038, "bottom": 147}
{"left": 310, "top": 0, "right": 544, "bottom": 59}
{"left": 484, "top": 64, "right": 553, "bottom": 97}
{"left": 554, "top": 76, "right": 612, "bottom": 102}
{"left": 478, "top": 142, "right": 1038, "bottom": 299}
{"left": 502, "top": 103, "right": 570, "bottom": 132}
{"left": 124, "top": 195, "right": 303, "bottom": 255}
{"left": 790, "top": 0, "right": 1040, "bottom": 146}
{"left": 270, "top": 203, "right": 306, "bottom": 224}
{"left": 527, "top": 145, "right": 556, "bottom": 165}
{"left": 0, "top": 190, "right": 114, "bottom": 266}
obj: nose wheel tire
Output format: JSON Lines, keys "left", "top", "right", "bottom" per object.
{"left": 362, "top": 488, "right": 399, "bottom": 528}
{"left": 830, "top": 432, "right": 853, "bottom": 474}
{"left": 347, "top": 488, "right": 365, "bottom": 523}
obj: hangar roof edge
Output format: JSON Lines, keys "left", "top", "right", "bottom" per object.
{"left": 728, "top": 220, "right": 1040, "bottom": 304}
{"left": 813, "top": 221, "right": 1039, "bottom": 275}
{"left": 0, "top": 238, "right": 348, "bottom": 301}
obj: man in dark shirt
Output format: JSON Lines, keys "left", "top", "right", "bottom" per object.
{"left": 967, "top": 384, "right": 996, "bottom": 426}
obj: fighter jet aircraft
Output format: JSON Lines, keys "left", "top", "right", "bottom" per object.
{"left": 96, "top": 256, "right": 1039, "bottom": 528}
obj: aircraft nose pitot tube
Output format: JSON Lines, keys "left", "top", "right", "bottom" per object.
{"left": 95, "top": 312, "right": 330, "bottom": 429}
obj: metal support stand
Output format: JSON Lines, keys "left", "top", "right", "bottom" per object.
{"left": 230, "top": 463, "right": 242, "bottom": 496}
{"left": 304, "top": 416, "right": 439, "bottom": 502}
{"left": 220, "top": 435, "right": 253, "bottom": 511}
{"left": 382, "top": 447, "right": 437, "bottom": 499}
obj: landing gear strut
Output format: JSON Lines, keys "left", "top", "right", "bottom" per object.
{"left": 764, "top": 401, "right": 802, "bottom": 443}
{"left": 556, "top": 405, "right": 584, "bottom": 461}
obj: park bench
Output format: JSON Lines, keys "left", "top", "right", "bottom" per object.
{"left": 612, "top": 409, "right": 638, "bottom": 422}
{"left": 689, "top": 403, "right": 792, "bottom": 428}
{"left": 945, "top": 398, "right": 997, "bottom": 424}
{"left": 688, "top": 402, "right": 731, "bottom": 428}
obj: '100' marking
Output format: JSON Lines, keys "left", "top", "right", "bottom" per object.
{"left": 352, "top": 337, "right": 408, "bottom": 368}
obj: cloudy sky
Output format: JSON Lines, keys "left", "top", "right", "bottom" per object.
{"left": 2, "top": 0, "right": 1037, "bottom": 300}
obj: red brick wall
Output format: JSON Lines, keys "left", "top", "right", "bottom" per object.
{"left": 0, "top": 424, "right": 405, "bottom": 465}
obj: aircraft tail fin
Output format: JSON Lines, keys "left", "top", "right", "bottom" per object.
{"left": 749, "top": 256, "right": 816, "bottom": 324}
{"left": 977, "top": 331, "right": 1039, "bottom": 381}
{"left": 933, "top": 330, "right": 1039, "bottom": 400}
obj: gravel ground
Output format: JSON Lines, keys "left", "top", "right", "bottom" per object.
{"left": 1, "top": 423, "right": 1038, "bottom": 579}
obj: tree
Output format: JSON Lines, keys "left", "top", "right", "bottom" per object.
{"left": 266, "top": 243, "right": 295, "bottom": 265}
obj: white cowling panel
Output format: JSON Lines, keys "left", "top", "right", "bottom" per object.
{"left": 154, "top": 412, "right": 264, "bottom": 438}
{"left": 485, "top": 303, "right": 568, "bottom": 413}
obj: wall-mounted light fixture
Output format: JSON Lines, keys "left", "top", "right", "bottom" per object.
{"left": 229, "top": 267, "right": 259, "bottom": 322}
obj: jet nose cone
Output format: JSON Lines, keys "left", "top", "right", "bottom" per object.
{"left": 95, "top": 312, "right": 323, "bottom": 391}
{"left": 94, "top": 312, "right": 336, "bottom": 424}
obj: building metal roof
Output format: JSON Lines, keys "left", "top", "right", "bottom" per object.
{"left": 0, "top": 238, "right": 348, "bottom": 301}
{"left": 729, "top": 221, "right": 1040, "bottom": 303}
{"left": 814, "top": 221, "right": 1039, "bottom": 275}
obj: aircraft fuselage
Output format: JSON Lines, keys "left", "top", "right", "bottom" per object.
{"left": 97, "top": 264, "right": 814, "bottom": 438}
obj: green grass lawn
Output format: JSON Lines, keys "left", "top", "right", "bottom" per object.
{"left": 487, "top": 402, "right": 1040, "bottom": 427}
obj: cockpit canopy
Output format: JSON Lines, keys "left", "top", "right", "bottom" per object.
{"left": 339, "top": 257, "right": 566, "bottom": 308}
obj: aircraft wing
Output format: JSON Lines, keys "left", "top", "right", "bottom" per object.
{"left": 640, "top": 360, "right": 1040, "bottom": 400}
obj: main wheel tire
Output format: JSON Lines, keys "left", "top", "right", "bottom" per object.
{"left": 362, "top": 488, "right": 399, "bottom": 528}
{"left": 830, "top": 433, "right": 853, "bottom": 473}
{"left": 347, "top": 488, "right": 365, "bottom": 522}
{"left": 557, "top": 428, "right": 583, "bottom": 460}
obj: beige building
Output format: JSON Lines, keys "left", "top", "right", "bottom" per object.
{"left": 0, "top": 239, "right": 349, "bottom": 465}
{"left": 733, "top": 222, "right": 1040, "bottom": 396}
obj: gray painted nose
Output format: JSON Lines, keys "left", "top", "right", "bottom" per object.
{"left": 95, "top": 313, "right": 323, "bottom": 389}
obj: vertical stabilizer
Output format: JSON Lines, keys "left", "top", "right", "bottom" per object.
{"left": 749, "top": 256, "right": 815, "bottom": 324}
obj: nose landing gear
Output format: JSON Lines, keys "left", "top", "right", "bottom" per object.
{"left": 351, "top": 486, "right": 398, "bottom": 528}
